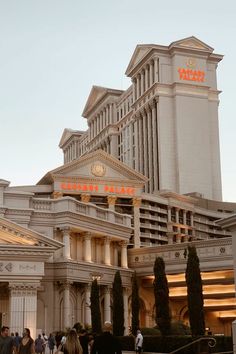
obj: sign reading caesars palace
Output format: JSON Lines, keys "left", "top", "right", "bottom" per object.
{"left": 60, "top": 182, "right": 135, "bottom": 196}
{"left": 1, "top": 36, "right": 236, "bottom": 339}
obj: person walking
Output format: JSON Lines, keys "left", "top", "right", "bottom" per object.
{"left": 0, "top": 326, "right": 15, "bottom": 354}
{"left": 56, "top": 329, "right": 82, "bottom": 354}
{"left": 35, "top": 335, "right": 44, "bottom": 354}
{"left": 14, "top": 332, "right": 22, "bottom": 354}
{"left": 78, "top": 329, "right": 89, "bottom": 354}
{"left": 135, "top": 329, "right": 143, "bottom": 354}
{"left": 18, "top": 328, "right": 35, "bottom": 354}
{"left": 91, "top": 321, "right": 122, "bottom": 354}
{"left": 47, "top": 334, "right": 55, "bottom": 354}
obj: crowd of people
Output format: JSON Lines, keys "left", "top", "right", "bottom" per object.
{"left": 0, "top": 323, "right": 143, "bottom": 354}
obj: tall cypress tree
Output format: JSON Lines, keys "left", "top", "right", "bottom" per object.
{"left": 153, "top": 257, "right": 171, "bottom": 335}
{"left": 90, "top": 279, "right": 102, "bottom": 334}
{"left": 185, "top": 246, "right": 205, "bottom": 336}
{"left": 131, "top": 271, "right": 140, "bottom": 335}
{"left": 112, "top": 270, "right": 124, "bottom": 336}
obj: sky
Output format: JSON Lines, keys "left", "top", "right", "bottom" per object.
{"left": 0, "top": 0, "right": 236, "bottom": 202}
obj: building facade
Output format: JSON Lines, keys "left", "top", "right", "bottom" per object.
{"left": 0, "top": 37, "right": 235, "bottom": 337}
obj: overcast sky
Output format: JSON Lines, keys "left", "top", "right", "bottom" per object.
{"left": 0, "top": 0, "right": 236, "bottom": 202}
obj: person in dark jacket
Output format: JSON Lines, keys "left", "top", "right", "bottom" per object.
{"left": 91, "top": 321, "right": 122, "bottom": 354}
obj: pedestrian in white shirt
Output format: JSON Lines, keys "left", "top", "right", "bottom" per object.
{"left": 135, "top": 329, "right": 143, "bottom": 354}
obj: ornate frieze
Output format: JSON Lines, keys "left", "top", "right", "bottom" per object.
{"left": 0, "top": 261, "right": 44, "bottom": 275}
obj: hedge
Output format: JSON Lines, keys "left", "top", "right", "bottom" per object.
{"left": 117, "top": 335, "right": 233, "bottom": 353}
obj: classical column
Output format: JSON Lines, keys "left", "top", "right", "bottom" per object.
{"left": 123, "top": 287, "right": 129, "bottom": 335}
{"left": 84, "top": 233, "right": 92, "bottom": 262}
{"left": 84, "top": 285, "right": 91, "bottom": 326}
{"left": 120, "top": 241, "right": 128, "bottom": 268}
{"left": 133, "top": 118, "right": 139, "bottom": 170}
{"left": 94, "top": 118, "right": 97, "bottom": 137}
{"left": 149, "top": 61, "right": 154, "bottom": 86}
{"left": 104, "top": 237, "right": 111, "bottom": 266}
{"left": 141, "top": 70, "right": 145, "bottom": 94}
{"left": 147, "top": 106, "right": 153, "bottom": 192}
{"left": 132, "top": 78, "right": 136, "bottom": 102}
{"left": 9, "top": 283, "right": 39, "bottom": 340}
{"left": 104, "top": 286, "right": 111, "bottom": 322}
{"left": 175, "top": 208, "right": 179, "bottom": 224}
{"left": 154, "top": 57, "right": 159, "bottom": 82}
{"left": 145, "top": 66, "right": 149, "bottom": 89}
{"left": 142, "top": 109, "right": 148, "bottom": 185}
{"left": 138, "top": 115, "right": 143, "bottom": 174}
{"left": 62, "top": 228, "right": 71, "bottom": 259}
{"left": 107, "top": 195, "right": 116, "bottom": 211}
{"left": 62, "top": 281, "right": 72, "bottom": 329}
{"left": 81, "top": 194, "right": 90, "bottom": 203}
{"left": 137, "top": 74, "right": 141, "bottom": 98}
{"left": 109, "top": 103, "right": 113, "bottom": 124}
{"left": 133, "top": 198, "right": 142, "bottom": 248}
{"left": 151, "top": 99, "right": 158, "bottom": 191}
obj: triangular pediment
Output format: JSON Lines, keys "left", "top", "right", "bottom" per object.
{"left": 0, "top": 217, "right": 62, "bottom": 249}
{"left": 38, "top": 149, "right": 148, "bottom": 185}
{"left": 59, "top": 129, "right": 85, "bottom": 148}
{"left": 169, "top": 36, "right": 214, "bottom": 53}
{"left": 82, "top": 86, "right": 123, "bottom": 118}
{"left": 125, "top": 45, "right": 153, "bottom": 76}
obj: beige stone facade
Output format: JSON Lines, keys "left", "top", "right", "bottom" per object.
{"left": 0, "top": 37, "right": 235, "bottom": 337}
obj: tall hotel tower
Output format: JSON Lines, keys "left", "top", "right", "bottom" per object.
{"left": 60, "top": 36, "right": 223, "bottom": 200}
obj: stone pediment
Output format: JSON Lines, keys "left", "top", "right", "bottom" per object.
{"left": 82, "top": 86, "right": 123, "bottom": 118}
{"left": 0, "top": 217, "right": 62, "bottom": 249}
{"left": 59, "top": 129, "right": 85, "bottom": 148}
{"left": 125, "top": 45, "right": 153, "bottom": 76}
{"left": 169, "top": 36, "right": 214, "bottom": 53}
{"left": 38, "top": 149, "right": 148, "bottom": 186}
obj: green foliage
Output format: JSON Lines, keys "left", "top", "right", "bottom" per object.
{"left": 112, "top": 270, "right": 124, "bottom": 336}
{"left": 170, "top": 320, "right": 191, "bottom": 335}
{"left": 185, "top": 246, "right": 205, "bottom": 336}
{"left": 153, "top": 257, "right": 171, "bottom": 335}
{"left": 131, "top": 271, "right": 140, "bottom": 335}
{"left": 90, "top": 279, "right": 102, "bottom": 334}
{"left": 141, "top": 327, "right": 161, "bottom": 335}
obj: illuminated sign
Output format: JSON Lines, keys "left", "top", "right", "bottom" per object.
{"left": 60, "top": 182, "right": 135, "bottom": 196}
{"left": 178, "top": 68, "right": 205, "bottom": 82}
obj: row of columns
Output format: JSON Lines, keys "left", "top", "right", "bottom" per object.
{"left": 89, "top": 104, "right": 115, "bottom": 140}
{"left": 61, "top": 281, "right": 129, "bottom": 334}
{"left": 117, "top": 95, "right": 132, "bottom": 121}
{"left": 167, "top": 207, "right": 194, "bottom": 226}
{"left": 64, "top": 139, "right": 80, "bottom": 164}
{"left": 9, "top": 283, "right": 40, "bottom": 340}
{"left": 134, "top": 99, "right": 159, "bottom": 193}
{"left": 62, "top": 229, "right": 128, "bottom": 268}
{"left": 132, "top": 57, "right": 159, "bottom": 101}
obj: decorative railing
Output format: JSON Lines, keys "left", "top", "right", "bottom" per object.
{"left": 31, "top": 197, "right": 131, "bottom": 227}
{"left": 169, "top": 336, "right": 216, "bottom": 354}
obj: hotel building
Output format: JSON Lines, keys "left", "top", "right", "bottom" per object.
{"left": 0, "top": 36, "right": 236, "bottom": 338}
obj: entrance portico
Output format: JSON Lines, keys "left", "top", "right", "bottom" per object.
{"left": 0, "top": 217, "right": 62, "bottom": 338}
